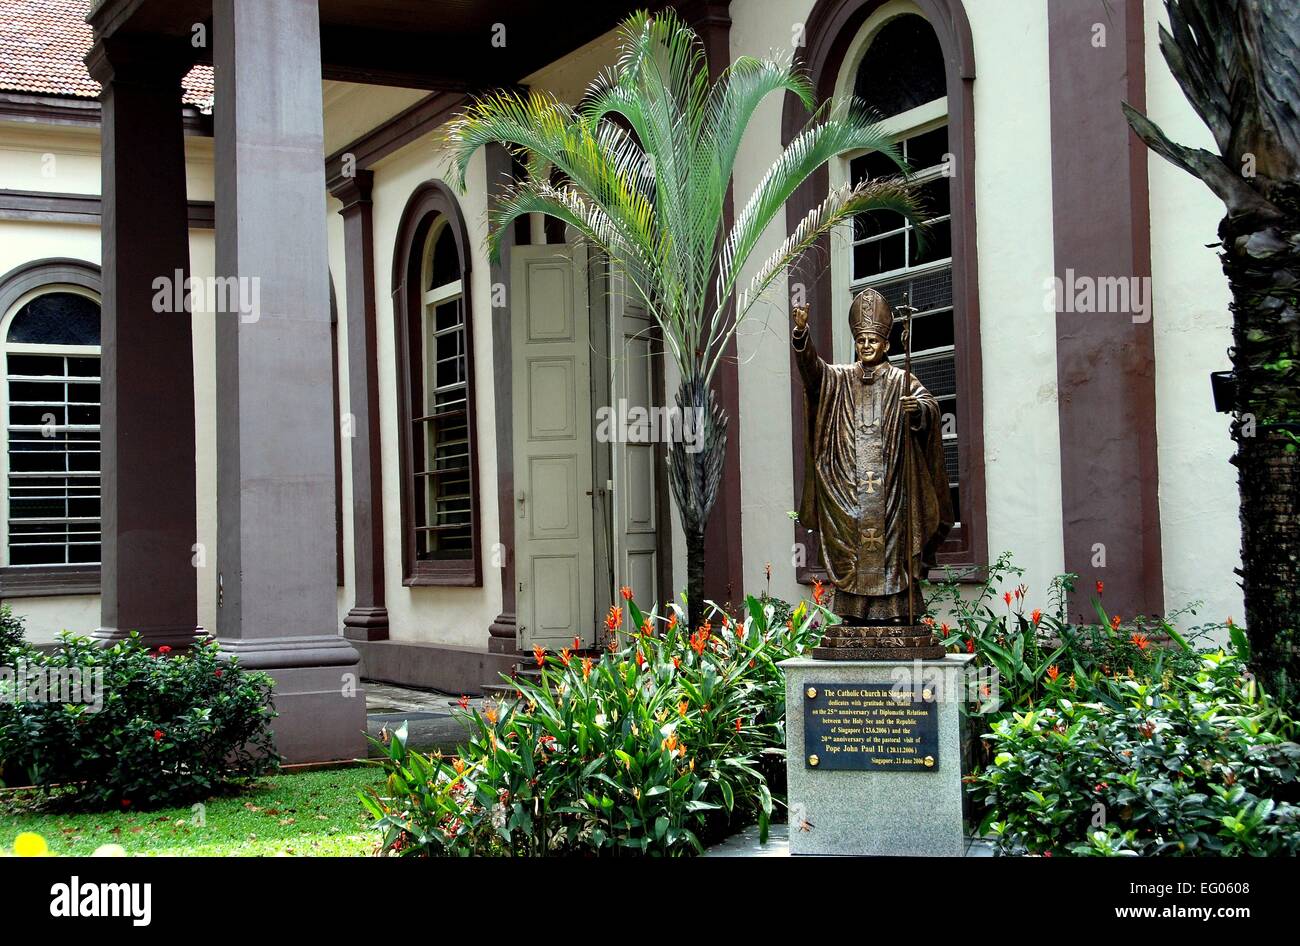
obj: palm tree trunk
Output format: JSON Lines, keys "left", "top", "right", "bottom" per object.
{"left": 1222, "top": 213, "right": 1300, "bottom": 709}
{"left": 667, "top": 376, "right": 728, "bottom": 631}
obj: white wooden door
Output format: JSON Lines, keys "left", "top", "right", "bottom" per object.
{"left": 512, "top": 245, "right": 595, "bottom": 651}
{"left": 608, "top": 267, "right": 661, "bottom": 604}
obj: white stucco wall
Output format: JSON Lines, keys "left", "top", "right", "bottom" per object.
{"left": 1143, "top": 2, "right": 1242, "bottom": 629}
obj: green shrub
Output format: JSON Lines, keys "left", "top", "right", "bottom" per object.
{"left": 0, "top": 633, "right": 280, "bottom": 808}
{"left": 362, "top": 592, "right": 825, "bottom": 856}
{"left": 0, "top": 604, "right": 27, "bottom": 660}
{"left": 969, "top": 651, "right": 1300, "bottom": 856}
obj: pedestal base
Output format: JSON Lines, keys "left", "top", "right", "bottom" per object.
{"left": 219, "top": 636, "right": 367, "bottom": 764}
{"left": 780, "top": 655, "right": 973, "bottom": 856}
{"left": 812, "top": 624, "right": 946, "bottom": 661}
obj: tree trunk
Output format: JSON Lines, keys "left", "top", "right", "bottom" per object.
{"left": 667, "top": 376, "right": 728, "bottom": 632}
{"left": 1222, "top": 211, "right": 1300, "bottom": 711}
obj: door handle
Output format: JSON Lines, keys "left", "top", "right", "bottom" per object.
{"left": 517, "top": 490, "right": 526, "bottom": 519}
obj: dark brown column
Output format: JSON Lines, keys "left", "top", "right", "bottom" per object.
{"left": 329, "top": 170, "right": 388, "bottom": 641}
{"left": 87, "top": 38, "right": 199, "bottom": 649}
{"left": 485, "top": 143, "right": 519, "bottom": 652}
{"left": 680, "top": 0, "right": 745, "bottom": 607}
{"left": 1047, "top": 0, "right": 1163, "bottom": 620}
{"left": 213, "top": 0, "right": 364, "bottom": 763}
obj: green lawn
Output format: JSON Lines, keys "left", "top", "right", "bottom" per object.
{"left": 0, "top": 765, "right": 383, "bottom": 857}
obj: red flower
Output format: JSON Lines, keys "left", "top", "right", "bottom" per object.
{"left": 734, "top": 717, "right": 743, "bottom": 732}
{"left": 559, "top": 647, "right": 574, "bottom": 667}
{"left": 214, "top": 669, "right": 223, "bottom": 678}
{"left": 812, "top": 579, "right": 827, "bottom": 606}
{"left": 620, "top": 586, "right": 633, "bottom": 601}
{"left": 533, "top": 644, "right": 546, "bottom": 667}
{"left": 572, "top": 636, "right": 581, "bottom": 651}
{"left": 666, "top": 613, "right": 678, "bottom": 633}
{"left": 457, "top": 695, "right": 470, "bottom": 710}
{"left": 672, "top": 656, "right": 681, "bottom": 669}
{"left": 1043, "top": 851, "right": 1052, "bottom": 858}
{"left": 121, "top": 799, "right": 131, "bottom": 808}
{"left": 1046, "top": 665, "right": 1060, "bottom": 682}
{"left": 966, "top": 638, "right": 975, "bottom": 654}
{"left": 158, "top": 645, "right": 172, "bottom": 656}
{"left": 605, "top": 605, "right": 622, "bottom": 632}
{"left": 641, "top": 619, "right": 654, "bottom": 638}
{"left": 635, "top": 650, "right": 645, "bottom": 669}
{"left": 1003, "top": 591, "right": 1012, "bottom": 607}
{"left": 1031, "top": 608, "right": 1043, "bottom": 628}
{"left": 153, "top": 729, "right": 164, "bottom": 741}
{"left": 581, "top": 657, "right": 593, "bottom": 681}
{"left": 940, "top": 622, "right": 950, "bottom": 637}
{"left": 1110, "top": 615, "right": 1122, "bottom": 631}
{"left": 1130, "top": 632, "right": 1150, "bottom": 651}
{"left": 1096, "top": 580, "right": 1104, "bottom": 595}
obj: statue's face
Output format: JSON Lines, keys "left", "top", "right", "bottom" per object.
{"left": 854, "top": 331, "right": 889, "bottom": 366}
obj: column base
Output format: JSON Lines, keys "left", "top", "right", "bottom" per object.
{"left": 92, "top": 624, "right": 205, "bottom": 650}
{"left": 487, "top": 612, "right": 517, "bottom": 654}
{"left": 218, "top": 635, "right": 366, "bottom": 764}
{"left": 343, "top": 606, "right": 389, "bottom": 642}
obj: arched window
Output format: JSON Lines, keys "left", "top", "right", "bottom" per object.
{"left": 0, "top": 269, "right": 102, "bottom": 574}
{"left": 838, "top": 10, "right": 959, "bottom": 523}
{"left": 392, "top": 182, "right": 481, "bottom": 586}
{"left": 787, "top": 0, "right": 985, "bottom": 572}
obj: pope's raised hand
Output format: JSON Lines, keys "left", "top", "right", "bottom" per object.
{"left": 792, "top": 305, "right": 810, "bottom": 332}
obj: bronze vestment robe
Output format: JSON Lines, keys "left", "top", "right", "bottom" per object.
{"left": 794, "top": 330, "right": 953, "bottom": 622}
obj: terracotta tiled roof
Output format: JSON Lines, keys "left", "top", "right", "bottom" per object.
{"left": 0, "top": 0, "right": 213, "bottom": 111}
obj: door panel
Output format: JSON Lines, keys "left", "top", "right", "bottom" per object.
{"left": 609, "top": 267, "right": 661, "bottom": 604}
{"left": 513, "top": 245, "right": 594, "bottom": 651}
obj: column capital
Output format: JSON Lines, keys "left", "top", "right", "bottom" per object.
{"left": 328, "top": 168, "right": 375, "bottom": 211}
{"left": 85, "top": 35, "right": 192, "bottom": 89}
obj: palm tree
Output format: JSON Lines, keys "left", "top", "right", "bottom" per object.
{"left": 448, "top": 9, "right": 920, "bottom": 631}
{"left": 1123, "top": 0, "right": 1299, "bottom": 708}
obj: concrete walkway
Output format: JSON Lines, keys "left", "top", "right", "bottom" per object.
{"left": 365, "top": 681, "right": 482, "bottom": 755}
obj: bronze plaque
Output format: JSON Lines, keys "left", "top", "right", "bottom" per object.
{"left": 803, "top": 683, "right": 938, "bottom": 771}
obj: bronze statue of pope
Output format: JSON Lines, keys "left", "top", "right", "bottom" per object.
{"left": 792, "top": 288, "right": 953, "bottom": 659}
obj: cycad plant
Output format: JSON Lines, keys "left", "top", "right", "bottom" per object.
{"left": 1122, "top": 0, "right": 1299, "bottom": 709}
{"left": 449, "top": 9, "right": 920, "bottom": 630}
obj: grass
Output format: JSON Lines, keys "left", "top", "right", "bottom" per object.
{"left": 0, "top": 765, "right": 384, "bottom": 857}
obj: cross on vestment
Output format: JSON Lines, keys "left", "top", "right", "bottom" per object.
{"left": 863, "top": 470, "right": 881, "bottom": 494}
{"left": 863, "top": 528, "right": 884, "bottom": 551}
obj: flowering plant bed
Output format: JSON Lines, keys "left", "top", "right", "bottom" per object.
{"left": 362, "top": 591, "right": 826, "bottom": 856}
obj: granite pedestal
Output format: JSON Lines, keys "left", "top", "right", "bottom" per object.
{"left": 780, "top": 654, "right": 973, "bottom": 856}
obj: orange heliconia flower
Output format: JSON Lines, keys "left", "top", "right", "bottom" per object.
{"left": 1130, "top": 632, "right": 1150, "bottom": 651}
{"left": 533, "top": 644, "right": 546, "bottom": 667}
{"left": 1003, "top": 591, "right": 1012, "bottom": 607}
{"left": 605, "top": 605, "right": 622, "bottom": 631}
{"left": 485, "top": 705, "right": 499, "bottom": 725}
{"left": 1031, "top": 609, "right": 1042, "bottom": 627}
{"left": 678, "top": 700, "right": 688, "bottom": 717}
{"left": 641, "top": 619, "right": 654, "bottom": 637}
{"left": 734, "top": 717, "right": 743, "bottom": 732}
{"left": 672, "top": 656, "right": 681, "bottom": 669}
{"left": 581, "top": 656, "right": 593, "bottom": 680}
{"left": 559, "top": 647, "right": 573, "bottom": 667}
{"left": 1110, "top": 615, "right": 1122, "bottom": 631}
{"left": 457, "top": 694, "right": 470, "bottom": 710}
{"left": 812, "top": 579, "right": 827, "bottom": 606}
{"left": 1046, "top": 665, "right": 1060, "bottom": 682}
{"left": 940, "top": 622, "right": 951, "bottom": 637}
{"left": 453, "top": 758, "right": 467, "bottom": 775}
{"left": 666, "top": 612, "right": 678, "bottom": 632}
{"left": 635, "top": 650, "right": 645, "bottom": 669}
{"left": 620, "top": 586, "right": 633, "bottom": 601}
{"left": 573, "top": 636, "right": 581, "bottom": 651}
